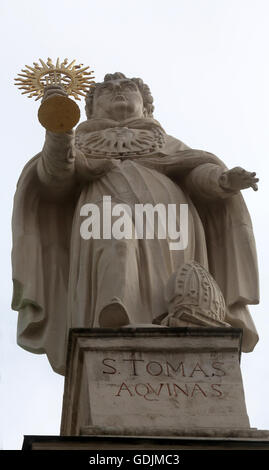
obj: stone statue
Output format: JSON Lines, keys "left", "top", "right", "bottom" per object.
{"left": 11, "top": 72, "right": 259, "bottom": 375}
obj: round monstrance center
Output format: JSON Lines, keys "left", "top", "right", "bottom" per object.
{"left": 38, "top": 95, "right": 80, "bottom": 133}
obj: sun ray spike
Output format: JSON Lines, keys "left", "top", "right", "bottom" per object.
{"left": 15, "top": 57, "right": 96, "bottom": 102}
{"left": 67, "top": 60, "right": 76, "bottom": 69}
{"left": 39, "top": 59, "right": 49, "bottom": 70}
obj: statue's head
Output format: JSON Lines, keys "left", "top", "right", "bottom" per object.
{"left": 85, "top": 72, "right": 154, "bottom": 121}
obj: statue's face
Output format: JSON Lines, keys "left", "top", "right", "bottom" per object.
{"left": 91, "top": 78, "right": 144, "bottom": 120}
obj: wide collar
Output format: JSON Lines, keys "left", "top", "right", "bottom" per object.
{"left": 75, "top": 117, "right": 165, "bottom": 135}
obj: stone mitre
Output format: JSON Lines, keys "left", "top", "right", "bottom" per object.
{"left": 162, "top": 261, "right": 230, "bottom": 328}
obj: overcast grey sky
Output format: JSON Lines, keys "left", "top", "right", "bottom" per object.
{"left": 1, "top": 0, "right": 269, "bottom": 449}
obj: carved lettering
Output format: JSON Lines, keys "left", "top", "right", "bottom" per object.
{"left": 115, "top": 382, "right": 133, "bottom": 396}
{"left": 173, "top": 383, "right": 189, "bottom": 397}
{"left": 211, "top": 383, "right": 223, "bottom": 397}
{"left": 102, "top": 358, "right": 117, "bottom": 374}
{"left": 134, "top": 383, "right": 157, "bottom": 401}
{"left": 212, "top": 362, "right": 226, "bottom": 377}
{"left": 106, "top": 354, "right": 227, "bottom": 402}
{"left": 101, "top": 356, "right": 228, "bottom": 379}
{"left": 146, "top": 361, "right": 163, "bottom": 376}
{"left": 113, "top": 381, "right": 224, "bottom": 399}
{"left": 189, "top": 362, "right": 209, "bottom": 377}
{"left": 147, "top": 383, "right": 165, "bottom": 396}
{"left": 166, "top": 383, "right": 172, "bottom": 396}
{"left": 191, "top": 383, "right": 207, "bottom": 397}
{"left": 135, "top": 383, "right": 149, "bottom": 396}
{"left": 165, "top": 361, "right": 185, "bottom": 377}
{"left": 123, "top": 359, "right": 144, "bottom": 376}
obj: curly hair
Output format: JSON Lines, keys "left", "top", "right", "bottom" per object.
{"left": 85, "top": 72, "right": 154, "bottom": 119}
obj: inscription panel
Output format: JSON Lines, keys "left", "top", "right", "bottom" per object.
{"left": 85, "top": 348, "right": 249, "bottom": 429}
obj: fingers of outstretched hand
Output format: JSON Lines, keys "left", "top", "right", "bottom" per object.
{"left": 241, "top": 172, "right": 259, "bottom": 188}
{"left": 229, "top": 167, "right": 259, "bottom": 189}
{"left": 252, "top": 183, "right": 259, "bottom": 191}
{"left": 241, "top": 170, "right": 257, "bottom": 179}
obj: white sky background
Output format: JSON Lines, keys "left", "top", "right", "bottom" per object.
{"left": 0, "top": 0, "right": 269, "bottom": 449}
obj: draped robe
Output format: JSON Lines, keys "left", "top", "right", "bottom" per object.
{"left": 12, "top": 117, "right": 259, "bottom": 374}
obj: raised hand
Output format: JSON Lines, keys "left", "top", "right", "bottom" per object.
{"left": 219, "top": 166, "right": 259, "bottom": 192}
{"left": 42, "top": 84, "right": 68, "bottom": 102}
{"left": 40, "top": 84, "right": 79, "bottom": 134}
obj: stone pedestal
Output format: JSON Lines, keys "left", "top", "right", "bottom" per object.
{"left": 22, "top": 433, "right": 269, "bottom": 450}
{"left": 60, "top": 327, "right": 253, "bottom": 437}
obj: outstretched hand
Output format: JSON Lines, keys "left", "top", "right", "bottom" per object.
{"left": 219, "top": 166, "right": 259, "bottom": 192}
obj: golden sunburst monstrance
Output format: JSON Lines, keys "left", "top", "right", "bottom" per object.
{"left": 14, "top": 57, "right": 95, "bottom": 132}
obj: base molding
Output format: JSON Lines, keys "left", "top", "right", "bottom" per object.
{"left": 23, "top": 432, "right": 269, "bottom": 450}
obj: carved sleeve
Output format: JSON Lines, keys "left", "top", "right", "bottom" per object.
{"left": 37, "top": 130, "right": 77, "bottom": 196}
{"left": 184, "top": 163, "right": 238, "bottom": 200}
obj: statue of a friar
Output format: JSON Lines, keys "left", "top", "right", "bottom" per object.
{"left": 12, "top": 72, "right": 259, "bottom": 374}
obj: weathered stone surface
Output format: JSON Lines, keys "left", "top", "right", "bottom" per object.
{"left": 61, "top": 327, "right": 250, "bottom": 436}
